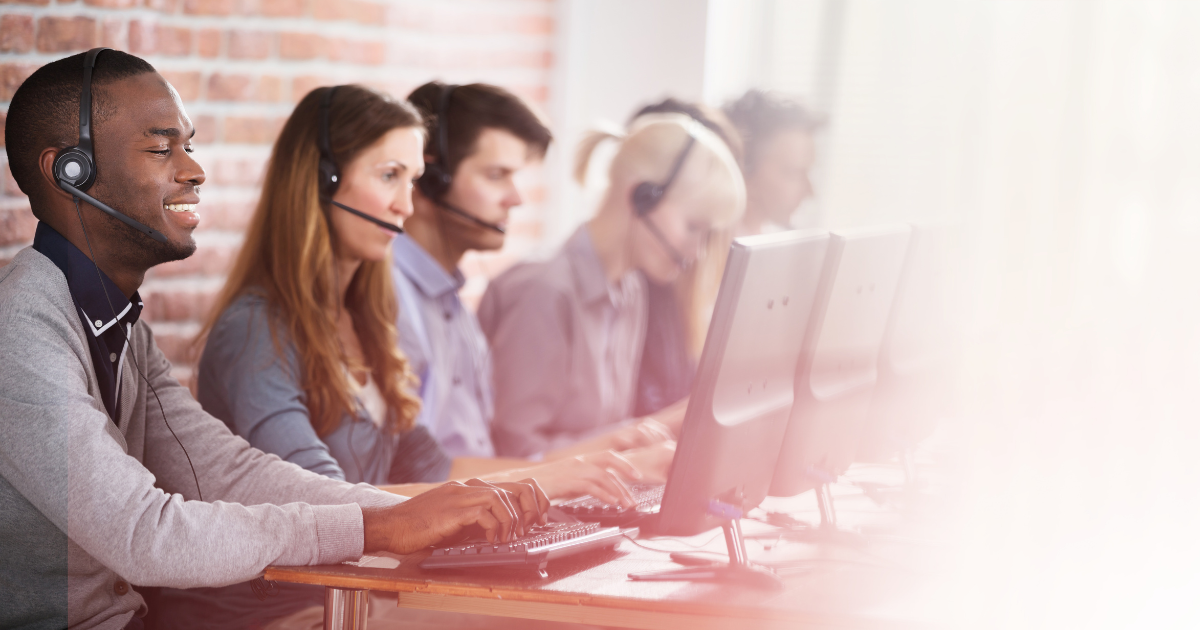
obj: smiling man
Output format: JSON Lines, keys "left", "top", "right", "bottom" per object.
{"left": 0, "top": 50, "right": 544, "bottom": 630}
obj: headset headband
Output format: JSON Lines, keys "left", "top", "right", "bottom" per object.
{"left": 78, "top": 47, "right": 109, "bottom": 156}
{"left": 434, "top": 84, "right": 458, "bottom": 170}
{"left": 319, "top": 86, "right": 338, "bottom": 166}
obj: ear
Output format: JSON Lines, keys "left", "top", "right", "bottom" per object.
{"left": 38, "top": 147, "right": 75, "bottom": 202}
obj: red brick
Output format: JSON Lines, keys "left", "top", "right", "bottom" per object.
{"left": 228, "top": 30, "right": 271, "bottom": 60}
{"left": 130, "top": 22, "right": 192, "bottom": 56}
{"left": 145, "top": 242, "right": 237, "bottom": 278}
{"left": 83, "top": 0, "right": 137, "bottom": 7}
{"left": 161, "top": 70, "right": 201, "bottom": 101}
{"left": 36, "top": 16, "right": 97, "bottom": 53}
{"left": 158, "top": 26, "right": 193, "bottom": 56}
{"left": 0, "top": 112, "right": 6, "bottom": 147}
{"left": 143, "top": 288, "right": 219, "bottom": 322}
{"left": 205, "top": 156, "right": 266, "bottom": 186}
{"left": 0, "top": 205, "right": 36, "bottom": 247}
{"left": 191, "top": 114, "right": 218, "bottom": 145}
{"left": 206, "top": 74, "right": 280, "bottom": 102}
{"left": 0, "top": 15, "right": 34, "bottom": 53}
{"left": 327, "top": 38, "right": 384, "bottom": 65}
{"left": 0, "top": 0, "right": 49, "bottom": 5}
{"left": 151, "top": 330, "right": 201, "bottom": 368}
{"left": 183, "top": 0, "right": 233, "bottom": 15}
{"left": 390, "top": 7, "right": 553, "bottom": 35}
{"left": 279, "top": 31, "right": 327, "bottom": 60}
{"left": 509, "top": 84, "right": 549, "bottom": 105}
{"left": 259, "top": 0, "right": 305, "bottom": 17}
{"left": 195, "top": 198, "right": 255, "bottom": 231}
{"left": 99, "top": 18, "right": 127, "bottom": 50}
{"left": 291, "top": 74, "right": 333, "bottom": 102}
{"left": 0, "top": 64, "right": 38, "bottom": 101}
{"left": 144, "top": 0, "right": 179, "bottom": 12}
{"left": 3, "top": 163, "right": 25, "bottom": 198}
{"left": 314, "top": 0, "right": 384, "bottom": 24}
{"left": 221, "top": 116, "right": 284, "bottom": 144}
{"left": 197, "top": 28, "right": 221, "bottom": 57}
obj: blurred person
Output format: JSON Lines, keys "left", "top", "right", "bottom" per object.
{"left": 723, "top": 89, "right": 824, "bottom": 233}
{"left": 399, "top": 82, "right": 676, "bottom": 471}
{"left": 623, "top": 99, "right": 743, "bottom": 415}
{"left": 479, "top": 114, "right": 745, "bottom": 458}
{"left": 150, "top": 85, "right": 637, "bottom": 629}
{"left": 0, "top": 51, "right": 543, "bottom": 630}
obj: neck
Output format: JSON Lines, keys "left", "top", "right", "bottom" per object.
{"left": 586, "top": 194, "right": 634, "bottom": 284}
{"left": 334, "top": 254, "right": 362, "bottom": 307}
{"left": 406, "top": 197, "right": 466, "bottom": 275}
{"left": 51, "top": 213, "right": 146, "bottom": 299}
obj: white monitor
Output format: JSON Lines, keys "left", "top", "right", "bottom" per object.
{"left": 770, "top": 225, "right": 912, "bottom": 497}
{"left": 655, "top": 229, "right": 829, "bottom": 535}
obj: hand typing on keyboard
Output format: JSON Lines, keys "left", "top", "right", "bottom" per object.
{"left": 362, "top": 478, "right": 550, "bottom": 555}
{"left": 422, "top": 522, "right": 624, "bottom": 571}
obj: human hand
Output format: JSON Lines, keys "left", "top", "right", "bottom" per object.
{"left": 609, "top": 418, "right": 674, "bottom": 452}
{"left": 527, "top": 450, "right": 642, "bottom": 508}
{"left": 361, "top": 478, "right": 545, "bottom": 553}
{"left": 618, "top": 441, "right": 677, "bottom": 484}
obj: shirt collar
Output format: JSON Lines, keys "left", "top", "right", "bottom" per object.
{"left": 565, "top": 225, "right": 622, "bottom": 306}
{"left": 391, "top": 233, "right": 465, "bottom": 299}
{"left": 32, "top": 222, "right": 143, "bottom": 335}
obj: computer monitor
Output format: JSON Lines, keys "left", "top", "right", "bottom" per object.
{"left": 652, "top": 229, "right": 830, "bottom": 537}
{"left": 769, "top": 225, "right": 912, "bottom": 499}
{"left": 857, "top": 223, "right": 960, "bottom": 463}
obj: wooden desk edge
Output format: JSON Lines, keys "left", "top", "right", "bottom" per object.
{"left": 263, "top": 566, "right": 928, "bottom": 629}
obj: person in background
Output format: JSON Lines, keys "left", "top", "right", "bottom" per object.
{"left": 479, "top": 113, "right": 745, "bottom": 459}
{"left": 0, "top": 51, "right": 542, "bottom": 630}
{"left": 396, "top": 81, "right": 676, "bottom": 470}
{"left": 723, "top": 89, "right": 824, "bottom": 233}
{"left": 623, "top": 98, "right": 743, "bottom": 416}
{"left": 150, "top": 85, "right": 631, "bottom": 629}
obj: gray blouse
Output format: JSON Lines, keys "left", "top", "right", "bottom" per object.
{"left": 478, "top": 226, "right": 648, "bottom": 458}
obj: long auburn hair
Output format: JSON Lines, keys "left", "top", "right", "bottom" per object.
{"left": 200, "top": 85, "right": 423, "bottom": 437}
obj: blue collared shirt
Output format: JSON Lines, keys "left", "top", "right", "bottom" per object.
{"left": 391, "top": 234, "right": 496, "bottom": 458}
{"left": 31, "top": 222, "right": 142, "bottom": 423}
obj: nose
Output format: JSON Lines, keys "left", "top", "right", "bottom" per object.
{"left": 392, "top": 184, "right": 415, "bottom": 220}
{"left": 177, "top": 150, "right": 206, "bottom": 187}
{"left": 502, "top": 180, "right": 523, "bottom": 210}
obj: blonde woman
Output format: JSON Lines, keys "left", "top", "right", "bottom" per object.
{"left": 479, "top": 114, "right": 746, "bottom": 458}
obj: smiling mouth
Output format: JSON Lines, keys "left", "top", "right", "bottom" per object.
{"left": 165, "top": 203, "right": 197, "bottom": 213}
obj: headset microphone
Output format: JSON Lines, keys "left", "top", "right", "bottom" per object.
{"left": 54, "top": 48, "right": 169, "bottom": 244}
{"left": 318, "top": 86, "right": 404, "bottom": 234}
{"left": 415, "top": 84, "right": 507, "bottom": 235}
{"left": 631, "top": 134, "right": 696, "bottom": 269}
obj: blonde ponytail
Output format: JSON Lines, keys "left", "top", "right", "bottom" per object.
{"left": 573, "top": 126, "right": 624, "bottom": 186}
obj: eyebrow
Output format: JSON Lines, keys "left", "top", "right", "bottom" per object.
{"left": 145, "top": 127, "right": 196, "bottom": 140}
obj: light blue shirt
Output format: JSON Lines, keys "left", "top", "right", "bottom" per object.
{"left": 392, "top": 235, "right": 497, "bottom": 458}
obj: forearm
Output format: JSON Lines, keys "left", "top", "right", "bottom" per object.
{"left": 448, "top": 456, "right": 532, "bottom": 479}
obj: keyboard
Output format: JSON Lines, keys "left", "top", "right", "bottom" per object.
{"left": 556, "top": 483, "right": 665, "bottom": 526}
{"left": 420, "top": 522, "right": 624, "bottom": 573}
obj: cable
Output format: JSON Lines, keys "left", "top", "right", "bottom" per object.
{"left": 74, "top": 198, "right": 203, "bottom": 502}
{"left": 620, "top": 531, "right": 724, "bottom": 554}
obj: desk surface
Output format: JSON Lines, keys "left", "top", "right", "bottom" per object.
{"left": 266, "top": 466, "right": 957, "bottom": 630}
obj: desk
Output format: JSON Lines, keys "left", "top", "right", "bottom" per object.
{"left": 266, "top": 466, "right": 955, "bottom": 630}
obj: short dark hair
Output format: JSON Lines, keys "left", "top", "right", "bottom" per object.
{"left": 629, "top": 97, "right": 744, "bottom": 164}
{"left": 6, "top": 50, "right": 156, "bottom": 213}
{"left": 722, "top": 90, "right": 823, "bottom": 174}
{"left": 407, "top": 82, "right": 552, "bottom": 176}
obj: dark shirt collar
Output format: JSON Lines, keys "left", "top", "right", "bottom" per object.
{"left": 391, "top": 233, "right": 466, "bottom": 299}
{"left": 33, "top": 222, "right": 143, "bottom": 332}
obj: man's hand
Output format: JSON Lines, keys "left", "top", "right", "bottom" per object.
{"left": 525, "top": 450, "right": 642, "bottom": 508}
{"left": 619, "top": 441, "right": 677, "bottom": 484}
{"left": 361, "top": 478, "right": 548, "bottom": 554}
{"left": 608, "top": 418, "right": 674, "bottom": 452}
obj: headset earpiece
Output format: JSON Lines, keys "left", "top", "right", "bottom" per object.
{"left": 416, "top": 161, "right": 452, "bottom": 200}
{"left": 415, "top": 84, "right": 458, "bottom": 201}
{"left": 53, "top": 47, "right": 110, "bottom": 194}
{"left": 317, "top": 86, "right": 342, "bottom": 199}
{"left": 629, "top": 134, "right": 697, "bottom": 218}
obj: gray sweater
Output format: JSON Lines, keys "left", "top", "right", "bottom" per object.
{"left": 0, "top": 247, "right": 406, "bottom": 630}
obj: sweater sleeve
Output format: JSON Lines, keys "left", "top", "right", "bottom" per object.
{"left": 195, "top": 295, "right": 348, "bottom": 481}
{"left": 0, "top": 307, "right": 401, "bottom": 590}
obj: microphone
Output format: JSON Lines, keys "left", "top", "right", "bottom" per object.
{"left": 434, "top": 199, "right": 506, "bottom": 234}
{"left": 330, "top": 199, "right": 404, "bottom": 234}
{"left": 640, "top": 216, "right": 689, "bottom": 270}
{"left": 58, "top": 179, "right": 169, "bottom": 244}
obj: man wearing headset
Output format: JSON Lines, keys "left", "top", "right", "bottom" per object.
{"left": 0, "top": 51, "right": 546, "bottom": 630}
{"left": 395, "top": 82, "right": 675, "bottom": 464}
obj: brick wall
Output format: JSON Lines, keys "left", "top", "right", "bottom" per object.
{"left": 0, "top": 0, "right": 555, "bottom": 383}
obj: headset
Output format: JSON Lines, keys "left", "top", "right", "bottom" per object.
{"left": 60, "top": 48, "right": 204, "bottom": 501}
{"left": 54, "top": 48, "right": 169, "bottom": 244}
{"left": 415, "top": 84, "right": 507, "bottom": 234}
{"left": 631, "top": 133, "right": 697, "bottom": 269}
{"left": 317, "top": 85, "right": 404, "bottom": 234}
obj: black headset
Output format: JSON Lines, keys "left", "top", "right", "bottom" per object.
{"left": 317, "top": 85, "right": 404, "bottom": 234}
{"left": 415, "top": 84, "right": 507, "bottom": 234}
{"left": 631, "top": 133, "right": 697, "bottom": 268}
{"left": 54, "top": 47, "right": 169, "bottom": 244}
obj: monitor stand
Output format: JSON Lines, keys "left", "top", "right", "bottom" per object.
{"left": 627, "top": 517, "right": 783, "bottom": 590}
{"left": 751, "top": 482, "right": 866, "bottom": 547}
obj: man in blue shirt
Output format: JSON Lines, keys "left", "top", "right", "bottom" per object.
{"left": 395, "top": 82, "right": 676, "bottom": 462}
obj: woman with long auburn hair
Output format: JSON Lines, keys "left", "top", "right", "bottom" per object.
{"left": 150, "top": 85, "right": 647, "bottom": 629}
